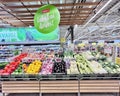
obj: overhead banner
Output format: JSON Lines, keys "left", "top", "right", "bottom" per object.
{"left": 0, "top": 27, "right": 59, "bottom": 42}
{"left": 34, "top": 4, "right": 60, "bottom": 34}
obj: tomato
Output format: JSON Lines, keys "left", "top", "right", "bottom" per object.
{"left": 4, "top": 65, "right": 9, "bottom": 70}
{"left": 7, "top": 69, "right": 12, "bottom": 74}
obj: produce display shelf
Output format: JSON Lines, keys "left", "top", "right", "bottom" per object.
{"left": 0, "top": 74, "right": 120, "bottom": 81}
{"left": 1, "top": 79, "right": 120, "bottom": 95}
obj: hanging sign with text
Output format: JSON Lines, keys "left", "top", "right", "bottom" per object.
{"left": 34, "top": 5, "right": 60, "bottom": 34}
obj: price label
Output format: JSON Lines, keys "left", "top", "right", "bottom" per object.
{"left": 22, "top": 46, "right": 29, "bottom": 53}
{"left": 60, "top": 38, "right": 65, "bottom": 43}
{"left": 104, "top": 46, "right": 112, "bottom": 54}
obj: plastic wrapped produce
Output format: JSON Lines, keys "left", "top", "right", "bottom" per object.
{"left": 40, "top": 59, "right": 54, "bottom": 75}
{"left": 69, "top": 60, "right": 79, "bottom": 74}
{"left": 52, "top": 59, "right": 66, "bottom": 74}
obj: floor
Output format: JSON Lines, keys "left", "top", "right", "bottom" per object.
{"left": 0, "top": 93, "right": 118, "bottom": 96}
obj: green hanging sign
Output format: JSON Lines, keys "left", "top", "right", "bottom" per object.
{"left": 34, "top": 4, "right": 60, "bottom": 34}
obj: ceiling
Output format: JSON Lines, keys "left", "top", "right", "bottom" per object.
{"left": 65, "top": 0, "right": 120, "bottom": 40}
{"left": 0, "top": 0, "right": 120, "bottom": 41}
{"left": 0, "top": 0, "right": 102, "bottom": 27}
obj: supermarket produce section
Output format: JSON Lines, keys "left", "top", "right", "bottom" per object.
{"left": 0, "top": 45, "right": 120, "bottom": 95}
{"left": 0, "top": 45, "right": 120, "bottom": 75}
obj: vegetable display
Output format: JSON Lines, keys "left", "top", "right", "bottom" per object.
{"left": 0, "top": 47, "right": 120, "bottom": 75}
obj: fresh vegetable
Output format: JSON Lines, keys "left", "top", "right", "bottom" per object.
{"left": 26, "top": 60, "right": 42, "bottom": 74}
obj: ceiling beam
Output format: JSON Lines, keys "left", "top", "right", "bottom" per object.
{"left": 60, "top": 20, "right": 83, "bottom": 22}
{"left": 8, "top": 18, "right": 85, "bottom": 21}
{"left": 3, "top": 14, "right": 88, "bottom": 19}
{"left": 2, "top": 2, "right": 99, "bottom": 7}
{"left": 12, "top": 9, "right": 91, "bottom": 13}
{"left": 18, "top": 18, "right": 34, "bottom": 20}
{"left": 60, "top": 12, "right": 90, "bottom": 15}
{"left": 61, "top": 18, "right": 86, "bottom": 20}
{"left": 21, "top": 20, "right": 83, "bottom": 22}
{"left": 12, "top": 13, "right": 89, "bottom": 17}
{"left": 60, "top": 23, "right": 83, "bottom": 25}
{"left": 7, "top": 8, "right": 93, "bottom": 14}
{"left": 10, "top": 22, "right": 25, "bottom": 25}
{"left": 25, "top": 23, "right": 83, "bottom": 26}
{"left": 0, "top": 5, "right": 29, "bottom": 26}
{"left": 24, "top": 23, "right": 84, "bottom": 25}
{"left": 0, "top": 0, "right": 49, "bottom": 3}
{"left": 61, "top": 16, "right": 88, "bottom": 18}
{"left": 0, "top": 16, "right": 13, "bottom": 18}
{"left": 13, "top": 11, "right": 90, "bottom": 15}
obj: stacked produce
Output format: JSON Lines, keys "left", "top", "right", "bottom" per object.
{"left": 67, "top": 60, "right": 79, "bottom": 74}
{"left": 74, "top": 54, "right": 93, "bottom": 74}
{"left": 0, "top": 53, "right": 27, "bottom": 75}
{"left": 12, "top": 63, "right": 23, "bottom": 74}
{"left": 40, "top": 59, "right": 54, "bottom": 75}
{"left": 22, "top": 51, "right": 55, "bottom": 63}
{"left": 64, "top": 50, "right": 74, "bottom": 69}
{"left": 88, "top": 61, "right": 107, "bottom": 74}
{"left": 22, "top": 53, "right": 45, "bottom": 63}
{"left": 0, "top": 61, "right": 20, "bottom": 75}
{"left": 91, "top": 51, "right": 120, "bottom": 73}
{"left": 82, "top": 51, "right": 95, "bottom": 60}
{"left": 98, "top": 61, "right": 120, "bottom": 73}
{"left": 0, "top": 62, "right": 9, "bottom": 69}
{"left": 116, "top": 57, "right": 120, "bottom": 64}
{"left": 13, "top": 53, "right": 27, "bottom": 61}
{"left": 52, "top": 59, "right": 66, "bottom": 74}
{"left": 1, "top": 46, "right": 120, "bottom": 75}
{"left": 64, "top": 54, "right": 79, "bottom": 74}
{"left": 22, "top": 64, "right": 28, "bottom": 73}
{"left": 25, "top": 60, "right": 42, "bottom": 74}
{"left": 64, "top": 57, "right": 70, "bottom": 69}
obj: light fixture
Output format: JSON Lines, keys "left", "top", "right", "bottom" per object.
{"left": 29, "top": 25, "right": 33, "bottom": 28}
{"left": 74, "top": 24, "right": 78, "bottom": 28}
{"left": 93, "top": 0, "right": 96, "bottom": 2}
{"left": 76, "top": 0, "right": 113, "bottom": 40}
{"left": 60, "top": 0, "right": 63, "bottom": 9}
{"left": 38, "top": 1, "right": 41, "bottom": 4}
{"left": 85, "top": 0, "right": 112, "bottom": 27}
{"left": 89, "top": 6, "right": 92, "bottom": 8}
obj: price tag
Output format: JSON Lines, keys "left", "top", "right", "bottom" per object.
{"left": 28, "top": 48, "right": 35, "bottom": 53}
{"left": 22, "top": 46, "right": 29, "bottom": 53}
{"left": 60, "top": 38, "right": 66, "bottom": 43}
{"left": 92, "top": 43, "right": 96, "bottom": 46}
{"left": 104, "top": 46, "right": 112, "bottom": 54}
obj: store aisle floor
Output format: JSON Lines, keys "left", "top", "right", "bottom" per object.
{"left": 0, "top": 93, "right": 117, "bottom": 96}
{"left": 0, "top": 93, "right": 39, "bottom": 96}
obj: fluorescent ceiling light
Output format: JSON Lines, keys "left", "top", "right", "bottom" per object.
{"left": 38, "top": 1, "right": 41, "bottom": 4}
{"left": 89, "top": 6, "right": 92, "bottom": 8}
{"left": 77, "top": 0, "right": 113, "bottom": 40}
{"left": 60, "top": 0, "right": 63, "bottom": 9}
{"left": 85, "top": 0, "right": 112, "bottom": 27}
{"left": 93, "top": 0, "right": 96, "bottom": 2}
{"left": 29, "top": 25, "right": 33, "bottom": 28}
